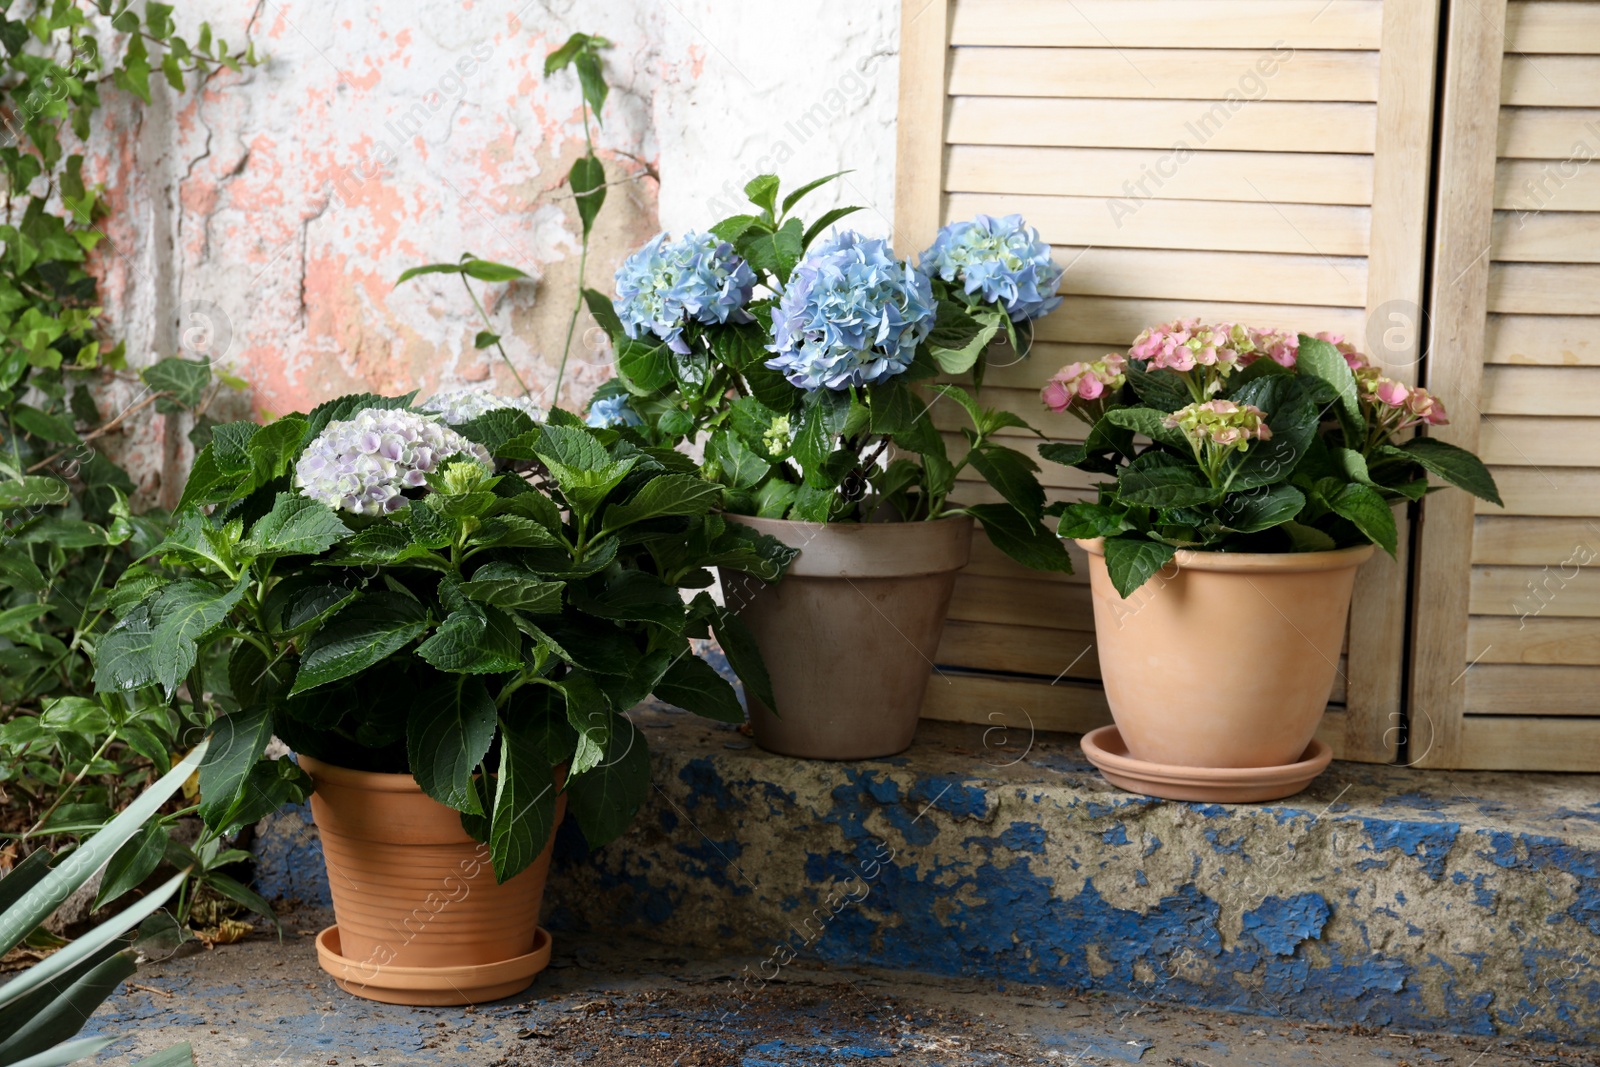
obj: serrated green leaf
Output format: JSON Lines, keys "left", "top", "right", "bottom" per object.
{"left": 416, "top": 605, "right": 523, "bottom": 674}
{"left": 197, "top": 706, "right": 273, "bottom": 830}
{"left": 1327, "top": 482, "right": 1398, "bottom": 556}
{"left": 1393, "top": 437, "right": 1502, "bottom": 505}
{"left": 290, "top": 593, "right": 429, "bottom": 694}
{"left": 1102, "top": 537, "right": 1178, "bottom": 598}
{"left": 246, "top": 493, "right": 350, "bottom": 558}
{"left": 408, "top": 675, "right": 496, "bottom": 815}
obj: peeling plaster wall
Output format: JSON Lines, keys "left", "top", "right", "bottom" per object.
{"left": 92, "top": 0, "right": 899, "bottom": 501}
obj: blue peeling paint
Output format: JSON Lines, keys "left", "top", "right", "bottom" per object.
{"left": 1360, "top": 819, "right": 1460, "bottom": 880}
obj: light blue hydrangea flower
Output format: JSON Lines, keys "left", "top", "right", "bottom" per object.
{"left": 765, "top": 231, "right": 936, "bottom": 391}
{"left": 613, "top": 231, "right": 757, "bottom": 355}
{"left": 918, "top": 214, "right": 1063, "bottom": 322}
{"left": 419, "top": 389, "right": 544, "bottom": 425}
{"left": 294, "top": 408, "right": 491, "bottom": 516}
{"left": 586, "top": 393, "right": 643, "bottom": 429}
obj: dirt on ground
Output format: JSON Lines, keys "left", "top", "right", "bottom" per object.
{"left": 86, "top": 906, "right": 1599, "bottom": 1067}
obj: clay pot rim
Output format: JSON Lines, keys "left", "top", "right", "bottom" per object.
{"left": 1075, "top": 537, "right": 1375, "bottom": 574}
{"left": 296, "top": 754, "right": 428, "bottom": 794}
{"left": 727, "top": 512, "right": 974, "bottom": 579}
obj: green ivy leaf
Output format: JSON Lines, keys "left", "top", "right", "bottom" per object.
{"left": 140, "top": 356, "right": 211, "bottom": 409}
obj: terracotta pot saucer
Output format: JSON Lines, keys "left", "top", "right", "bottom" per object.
{"left": 315, "top": 925, "right": 552, "bottom": 1006}
{"left": 1080, "top": 725, "right": 1333, "bottom": 803}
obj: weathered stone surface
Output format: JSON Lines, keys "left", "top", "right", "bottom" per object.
{"left": 253, "top": 708, "right": 1600, "bottom": 1043}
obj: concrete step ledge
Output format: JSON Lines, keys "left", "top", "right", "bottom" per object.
{"left": 253, "top": 707, "right": 1600, "bottom": 1044}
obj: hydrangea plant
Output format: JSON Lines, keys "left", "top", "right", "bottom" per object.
{"left": 577, "top": 173, "right": 1072, "bottom": 572}
{"left": 90, "top": 393, "right": 794, "bottom": 881}
{"left": 1038, "top": 322, "right": 1502, "bottom": 595}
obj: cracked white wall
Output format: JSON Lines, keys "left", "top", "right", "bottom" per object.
{"left": 94, "top": 0, "right": 900, "bottom": 502}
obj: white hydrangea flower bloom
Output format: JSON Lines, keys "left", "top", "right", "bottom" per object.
{"left": 418, "top": 389, "right": 544, "bottom": 426}
{"left": 294, "top": 408, "right": 492, "bottom": 516}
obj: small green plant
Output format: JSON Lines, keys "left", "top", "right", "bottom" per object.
{"left": 393, "top": 32, "right": 619, "bottom": 413}
{"left": 0, "top": 745, "right": 206, "bottom": 1067}
{"left": 0, "top": 2, "right": 257, "bottom": 853}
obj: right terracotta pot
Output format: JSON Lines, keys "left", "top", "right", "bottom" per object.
{"left": 1078, "top": 538, "right": 1375, "bottom": 770}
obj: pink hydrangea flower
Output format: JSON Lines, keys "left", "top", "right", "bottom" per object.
{"left": 1374, "top": 379, "right": 1409, "bottom": 407}
{"left": 1163, "top": 399, "right": 1273, "bottom": 453}
{"left": 1041, "top": 354, "right": 1126, "bottom": 414}
{"left": 1130, "top": 319, "right": 1239, "bottom": 373}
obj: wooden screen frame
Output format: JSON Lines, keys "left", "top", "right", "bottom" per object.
{"left": 894, "top": 0, "right": 1445, "bottom": 762}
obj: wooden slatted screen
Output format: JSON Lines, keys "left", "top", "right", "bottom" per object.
{"left": 896, "top": 0, "right": 1443, "bottom": 761}
{"left": 1411, "top": 0, "right": 1600, "bottom": 770}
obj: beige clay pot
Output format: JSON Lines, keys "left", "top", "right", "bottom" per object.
{"left": 1078, "top": 538, "right": 1374, "bottom": 770}
{"left": 721, "top": 515, "right": 974, "bottom": 760}
{"left": 300, "top": 755, "right": 563, "bottom": 1005}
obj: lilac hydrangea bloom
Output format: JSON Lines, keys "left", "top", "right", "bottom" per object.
{"left": 919, "top": 214, "right": 1063, "bottom": 322}
{"left": 613, "top": 231, "right": 757, "bottom": 354}
{"left": 765, "top": 231, "right": 936, "bottom": 391}
{"left": 419, "top": 389, "right": 544, "bottom": 425}
{"left": 586, "top": 394, "right": 642, "bottom": 429}
{"left": 294, "top": 408, "right": 491, "bottom": 517}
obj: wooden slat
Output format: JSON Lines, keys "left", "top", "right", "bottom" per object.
{"left": 947, "top": 98, "right": 1378, "bottom": 154}
{"left": 948, "top": 1, "right": 1384, "bottom": 50}
{"left": 1492, "top": 212, "right": 1600, "bottom": 262}
{"left": 1034, "top": 296, "right": 1367, "bottom": 347}
{"left": 1478, "top": 416, "right": 1600, "bottom": 466}
{"left": 1481, "top": 466, "right": 1600, "bottom": 515}
{"left": 1470, "top": 564, "right": 1600, "bottom": 617}
{"left": 945, "top": 145, "right": 1375, "bottom": 206}
{"left": 1506, "top": 2, "right": 1600, "bottom": 54}
{"left": 1467, "top": 664, "right": 1600, "bottom": 714}
{"left": 964, "top": 535, "right": 1093, "bottom": 582}
{"left": 1485, "top": 314, "right": 1600, "bottom": 365}
{"left": 1495, "top": 159, "right": 1600, "bottom": 212}
{"left": 1050, "top": 246, "right": 1367, "bottom": 307}
{"left": 920, "top": 672, "right": 1112, "bottom": 736}
{"left": 1450, "top": 716, "right": 1600, "bottom": 770}
{"left": 1344, "top": 0, "right": 1441, "bottom": 763}
{"left": 1489, "top": 263, "right": 1600, "bottom": 315}
{"left": 894, "top": 0, "right": 950, "bottom": 255}
{"left": 1472, "top": 516, "right": 1600, "bottom": 563}
{"left": 1410, "top": 0, "right": 1508, "bottom": 769}
{"left": 1502, "top": 55, "right": 1600, "bottom": 106}
{"left": 978, "top": 342, "right": 1130, "bottom": 391}
{"left": 941, "top": 194, "right": 1372, "bottom": 256}
{"left": 1482, "top": 365, "right": 1600, "bottom": 413}
{"left": 948, "top": 47, "right": 1381, "bottom": 102}
{"left": 949, "top": 574, "right": 1094, "bottom": 628}
{"left": 937, "top": 620, "right": 1099, "bottom": 678}
{"left": 1498, "top": 108, "right": 1600, "bottom": 160}
{"left": 1469, "top": 615, "right": 1600, "bottom": 664}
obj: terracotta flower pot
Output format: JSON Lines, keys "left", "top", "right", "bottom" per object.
{"left": 721, "top": 515, "right": 974, "bottom": 760}
{"left": 299, "top": 755, "right": 563, "bottom": 1005}
{"left": 1078, "top": 538, "right": 1374, "bottom": 772}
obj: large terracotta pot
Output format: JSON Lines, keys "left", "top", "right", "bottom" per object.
{"left": 722, "top": 515, "right": 974, "bottom": 760}
{"left": 1078, "top": 539, "right": 1374, "bottom": 769}
{"left": 300, "top": 755, "right": 563, "bottom": 1005}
